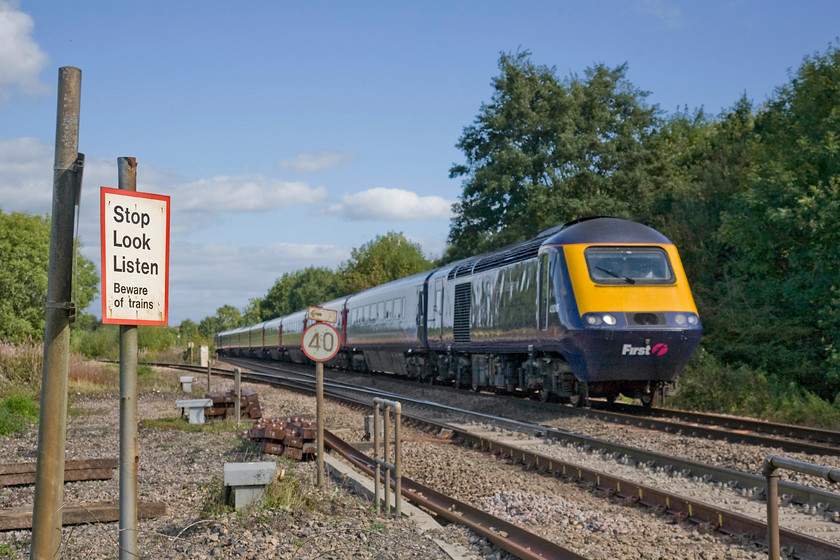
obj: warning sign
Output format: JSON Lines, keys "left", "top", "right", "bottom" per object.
{"left": 101, "top": 187, "right": 170, "bottom": 325}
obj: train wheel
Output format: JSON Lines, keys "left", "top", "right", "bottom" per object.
{"left": 569, "top": 382, "right": 589, "bottom": 407}
{"left": 538, "top": 388, "right": 552, "bottom": 403}
{"left": 604, "top": 393, "right": 618, "bottom": 404}
{"left": 639, "top": 392, "right": 654, "bottom": 408}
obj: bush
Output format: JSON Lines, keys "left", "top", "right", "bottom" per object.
{"left": 668, "top": 348, "right": 772, "bottom": 415}
{"left": 669, "top": 348, "right": 840, "bottom": 429}
{"left": 0, "top": 393, "right": 39, "bottom": 436}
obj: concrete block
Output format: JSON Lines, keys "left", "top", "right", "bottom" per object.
{"left": 224, "top": 462, "right": 277, "bottom": 509}
{"left": 176, "top": 398, "right": 213, "bottom": 424}
{"left": 179, "top": 376, "right": 194, "bottom": 393}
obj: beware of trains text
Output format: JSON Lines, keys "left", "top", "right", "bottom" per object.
{"left": 101, "top": 187, "right": 170, "bottom": 326}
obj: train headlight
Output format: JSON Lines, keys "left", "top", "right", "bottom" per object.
{"left": 675, "top": 314, "right": 687, "bottom": 325}
{"left": 687, "top": 314, "right": 698, "bottom": 325}
{"left": 602, "top": 314, "right": 617, "bottom": 325}
{"left": 585, "top": 315, "right": 602, "bottom": 326}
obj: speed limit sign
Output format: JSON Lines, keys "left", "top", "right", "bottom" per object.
{"left": 302, "top": 322, "right": 340, "bottom": 362}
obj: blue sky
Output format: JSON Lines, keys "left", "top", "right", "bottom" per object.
{"left": 1, "top": 0, "right": 838, "bottom": 325}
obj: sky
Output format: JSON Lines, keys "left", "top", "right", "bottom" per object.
{"left": 1, "top": 0, "right": 838, "bottom": 326}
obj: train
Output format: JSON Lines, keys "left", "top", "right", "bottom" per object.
{"left": 215, "top": 217, "right": 702, "bottom": 406}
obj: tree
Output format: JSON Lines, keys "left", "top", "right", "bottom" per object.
{"left": 260, "top": 266, "right": 342, "bottom": 320}
{"left": 338, "top": 232, "right": 432, "bottom": 293}
{"left": 716, "top": 45, "right": 840, "bottom": 398}
{"left": 0, "top": 210, "right": 99, "bottom": 343}
{"left": 198, "top": 305, "right": 242, "bottom": 338}
{"left": 446, "top": 51, "right": 669, "bottom": 260}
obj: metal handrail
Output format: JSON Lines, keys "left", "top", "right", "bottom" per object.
{"left": 763, "top": 454, "right": 840, "bottom": 559}
{"left": 373, "top": 398, "right": 402, "bottom": 517}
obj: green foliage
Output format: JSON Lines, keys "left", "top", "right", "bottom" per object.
{"left": 0, "top": 393, "right": 39, "bottom": 436}
{"left": 668, "top": 350, "right": 772, "bottom": 415}
{"left": 259, "top": 266, "right": 343, "bottom": 320}
{"left": 446, "top": 51, "right": 671, "bottom": 260}
{"left": 713, "top": 45, "right": 840, "bottom": 398}
{"left": 670, "top": 350, "right": 840, "bottom": 429}
{"left": 338, "top": 232, "right": 432, "bottom": 293}
{"left": 0, "top": 210, "right": 98, "bottom": 343}
{"left": 199, "top": 475, "right": 234, "bottom": 518}
{"left": 71, "top": 320, "right": 119, "bottom": 359}
{"left": 263, "top": 464, "right": 318, "bottom": 511}
{"left": 199, "top": 305, "right": 243, "bottom": 338}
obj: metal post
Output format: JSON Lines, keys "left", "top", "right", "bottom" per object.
{"left": 117, "top": 157, "right": 138, "bottom": 560}
{"left": 207, "top": 359, "right": 212, "bottom": 392}
{"left": 764, "top": 460, "right": 780, "bottom": 560}
{"left": 316, "top": 361, "right": 324, "bottom": 487}
{"left": 234, "top": 367, "right": 241, "bottom": 426}
{"left": 373, "top": 403, "right": 381, "bottom": 514}
{"left": 394, "top": 402, "right": 401, "bottom": 518}
{"left": 383, "top": 405, "right": 390, "bottom": 512}
{"left": 31, "top": 66, "right": 82, "bottom": 560}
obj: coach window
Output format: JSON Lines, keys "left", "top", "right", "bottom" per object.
{"left": 395, "top": 298, "right": 403, "bottom": 319}
{"left": 385, "top": 299, "right": 393, "bottom": 320}
{"left": 378, "top": 302, "right": 385, "bottom": 320}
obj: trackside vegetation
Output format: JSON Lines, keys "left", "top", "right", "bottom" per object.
{"left": 2, "top": 45, "right": 840, "bottom": 429}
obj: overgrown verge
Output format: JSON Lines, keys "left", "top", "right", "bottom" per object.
{"left": 668, "top": 349, "right": 840, "bottom": 429}
{"left": 198, "top": 458, "right": 324, "bottom": 520}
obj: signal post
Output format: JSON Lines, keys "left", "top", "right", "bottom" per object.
{"left": 301, "top": 307, "right": 339, "bottom": 487}
{"left": 101, "top": 164, "right": 170, "bottom": 559}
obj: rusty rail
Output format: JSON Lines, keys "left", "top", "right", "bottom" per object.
{"left": 325, "top": 429, "right": 586, "bottom": 560}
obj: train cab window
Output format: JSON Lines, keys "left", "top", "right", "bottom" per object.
{"left": 585, "top": 247, "right": 674, "bottom": 285}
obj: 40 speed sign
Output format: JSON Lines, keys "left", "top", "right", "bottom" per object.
{"left": 301, "top": 322, "right": 340, "bottom": 362}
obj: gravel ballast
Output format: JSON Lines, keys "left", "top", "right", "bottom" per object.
{"left": 1, "top": 365, "right": 833, "bottom": 559}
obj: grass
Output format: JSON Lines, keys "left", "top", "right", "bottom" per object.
{"left": 0, "top": 393, "right": 40, "bottom": 436}
{"left": 140, "top": 416, "right": 243, "bottom": 434}
{"left": 198, "top": 459, "right": 324, "bottom": 521}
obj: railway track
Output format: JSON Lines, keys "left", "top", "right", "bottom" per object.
{"left": 168, "top": 359, "right": 840, "bottom": 456}
{"left": 165, "top": 357, "right": 840, "bottom": 559}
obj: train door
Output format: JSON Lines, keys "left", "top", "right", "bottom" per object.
{"left": 428, "top": 278, "right": 444, "bottom": 342}
{"left": 539, "top": 253, "right": 550, "bottom": 330}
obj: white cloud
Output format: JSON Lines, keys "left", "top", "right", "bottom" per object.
{"left": 148, "top": 241, "right": 349, "bottom": 323}
{"left": 176, "top": 175, "right": 327, "bottom": 212}
{"left": 0, "top": 137, "right": 52, "bottom": 212}
{"left": 277, "top": 149, "right": 355, "bottom": 173}
{"left": 0, "top": 0, "right": 49, "bottom": 99}
{"left": 322, "top": 187, "right": 454, "bottom": 221}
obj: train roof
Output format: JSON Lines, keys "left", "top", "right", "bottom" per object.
{"left": 434, "top": 217, "right": 672, "bottom": 281}
{"left": 542, "top": 217, "right": 673, "bottom": 245}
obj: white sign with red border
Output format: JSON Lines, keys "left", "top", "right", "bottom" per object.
{"left": 302, "top": 322, "right": 340, "bottom": 362}
{"left": 101, "top": 187, "right": 170, "bottom": 325}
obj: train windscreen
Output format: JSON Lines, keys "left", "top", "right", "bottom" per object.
{"left": 584, "top": 247, "right": 674, "bottom": 285}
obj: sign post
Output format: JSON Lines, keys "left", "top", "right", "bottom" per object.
{"left": 301, "top": 315, "right": 339, "bottom": 487}
{"left": 100, "top": 162, "right": 169, "bottom": 559}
